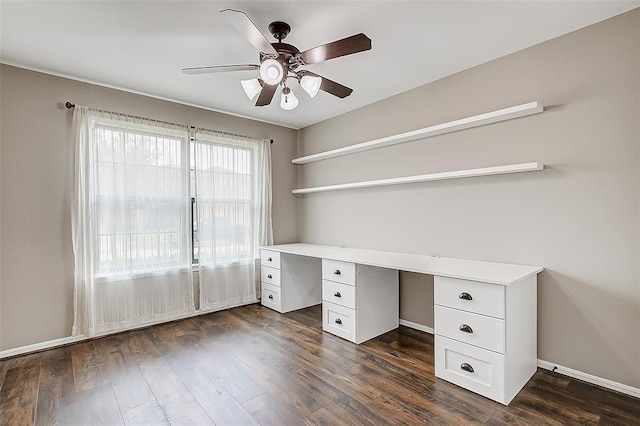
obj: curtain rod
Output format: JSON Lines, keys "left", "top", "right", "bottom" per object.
{"left": 65, "top": 101, "right": 273, "bottom": 144}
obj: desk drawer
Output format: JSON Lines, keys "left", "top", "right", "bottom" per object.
{"left": 261, "top": 250, "right": 281, "bottom": 269}
{"left": 322, "top": 280, "right": 356, "bottom": 309}
{"left": 261, "top": 282, "right": 281, "bottom": 312}
{"left": 435, "top": 305, "right": 505, "bottom": 353}
{"left": 323, "top": 301, "right": 356, "bottom": 343}
{"left": 435, "top": 276, "right": 505, "bottom": 318}
{"left": 436, "top": 335, "right": 505, "bottom": 403}
{"left": 261, "top": 266, "right": 281, "bottom": 287}
{"left": 322, "top": 259, "right": 356, "bottom": 285}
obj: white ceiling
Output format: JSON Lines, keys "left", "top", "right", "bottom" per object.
{"left": 1, "top": 1, "right": 638, "bottom": 129}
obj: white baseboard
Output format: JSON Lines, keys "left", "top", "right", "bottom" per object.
{"left": 0, "top": 335, "right": 87, "bottom": 359}
{"left": 399, "top": 319, "right": 434, "bottom": 335}
{"left": 537, "top": 359, "right": 640, "bottom": 399}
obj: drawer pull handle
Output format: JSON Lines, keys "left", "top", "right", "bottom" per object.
{"left": 334, "top": 292, "right": 342, "bottom": 297}
{"left": 335, "top": 318, "right": 343, "bottom": 325}
{"left": 267, "top": 257, "right": 272, "bottom": 262}
{"left": 459, "top": 292, "right": 473, "bottom": 301}
{"left": 334, "top": 269, "right": 341, "bottom": 275}
{"left": 267, "top": 274, "right": 272, "bottom": 279}
{"left": 268, "top": 295, "right": 273, "bottom": 300}
{"left": 460, "top": 363, "right": 475, "bottom": 373}
{"left": 459, "top": 324, "right": 473, "bottom": 333}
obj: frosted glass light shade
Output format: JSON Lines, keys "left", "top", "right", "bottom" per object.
{"left": 280, "top": 87, "right": 299, "bottom": 110}
{"left": 300, "top": 75, "right": 322, "bottom": 98}
{"left": 260, "top": 59, "right": 284, "bottom": 85}
{"left": 241, "top": 78, "right": 262, "bottom": 100}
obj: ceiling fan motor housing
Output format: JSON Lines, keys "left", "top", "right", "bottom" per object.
{"left": 268, "top": 21, "right": 291, "bottom": 41}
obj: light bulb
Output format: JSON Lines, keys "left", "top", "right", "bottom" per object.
{"left": 280, "top": 87, "right": 299, "bottom": 110}
{"left": 300, "top": 75, "right": 322, "bottom": 98}
{"left": 259, "top": 58, "right": 284, "bottom": 85}
{"left": 240, "top": 79, "right": 262, "bottom": 100}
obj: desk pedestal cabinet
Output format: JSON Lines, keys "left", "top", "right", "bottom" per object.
{"left": 321, "top": 259, "right": 399, "bottom": 344}
{"left": 261, "top": 250, "right": 322, "bottom": 313}
{"left": 434, "top": 275, "right": 537, "bottom": 405}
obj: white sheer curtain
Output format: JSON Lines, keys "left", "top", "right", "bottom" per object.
{"left": 193, "top": 129, "right": 272, "bottom": 312}
{"left": 72, "top": 106, "right": 195, "bottom": 337}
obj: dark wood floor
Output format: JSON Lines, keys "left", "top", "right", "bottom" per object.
{"left": 1, "top": 304, "right": 638, "bottom": 425}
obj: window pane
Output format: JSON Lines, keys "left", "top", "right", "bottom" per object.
{"left": 93, "top": 122, "right": 187, "bottom": 276}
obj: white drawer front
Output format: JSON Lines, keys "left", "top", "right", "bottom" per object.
{"left": 261, "top": 282, "right": 281, "bottom": 312}
{"left": 322, "top": 280, "right": 356, "bottom": 309}
{"left": 435, "top": 276, "right": 505, "bottom": 318}
{"left": 322, "top": 259, "right": 356, "bottom": 285}
{"left": 435, "top": 305, "right": 505, "bottom": 353}
{"left": 261, "top": 266, "right": 281, "bottom": 287}
{"left": 435, "top": 336, "right": 505, "bottom": 404}
{"left": 261, "top": 250, "right": 281, "bottom": 269}
{"left": 323, "top": 301, "right": 356, "bottom": 343}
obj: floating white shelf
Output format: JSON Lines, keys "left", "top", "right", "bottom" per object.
{"left": 292, "top": 101, "right": 544, "bottom": 165}
{"left": 292, "top": 162, "right": 543, "bottom": 195}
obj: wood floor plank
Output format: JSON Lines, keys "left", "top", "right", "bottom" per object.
{"left": 242, "top": 392, "right": 303, "bottom": 426}
{"left": 179, "top": 337, "right": 265, "bottom": 403}
{"left": 94, "top": 337, "right": 156, "bottom": 412}
{"left": 354, "top": 344, "right": 498, "bottom": 422}
{"left": 136, "top": 353, "right": 213, "bottom": 424}
{"left": 54, "top": 383, "right": 124, "bottom": 426}
{"left": 350, "top": 363, "right": 487, "bottom": 424}
{"left": 293, "top": 368, "right": 393, "bottom": 425}
{"left": 0, "top": 361, "right": 41, "bottom": 426}
{"left": 565, "top": 378, "right": 640, "bottom": 419}
{"left": 506, "top": 387, "right": 601, "bottom": 424}
{"left": 121, "top": 400, "right": 169, "bottom": 426}
{"left": 71, "top": 340, "right": 109, "bottom": 394}
{"left": 34, "top": 346, "right": 76, "bottom": 426}
{"left": 143, "top": 322, "right": 201, "bottom": 374}
{"left": 178, "top": 366, "right": 259, "bottom": 425}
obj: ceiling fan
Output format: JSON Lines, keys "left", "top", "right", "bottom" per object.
{"left": 182, "top": 9, "right": 372, "bottom": 111}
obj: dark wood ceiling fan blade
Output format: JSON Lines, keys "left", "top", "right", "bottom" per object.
{"left": 182, "top": 64, "right": 259, "bottom": 75}
{"left": 220, "top": 9, "right": 278, "bottom": 56}
{"left": 255, "top": 84, "right": 278, "bottom": 106}
{"left": 300, "top": 71, "right": 353, "bottom": 98}
{"left": 300, "top": 33, "right": 371, "bottom": 65}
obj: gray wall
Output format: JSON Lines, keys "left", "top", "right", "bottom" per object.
{"left": 0, "top": 64, "right": 298, "bottom": 350}
{"left": 297, "top": 10, "right": 639, "bottom": 388}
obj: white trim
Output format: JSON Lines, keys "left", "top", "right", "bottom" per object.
{"left": 537, "top": 359, "right": 640, "bottom": 399}
{"left": 292, "top": 101, "right": 544, "bottom": 164}
{"left": 292, "top": 162, "right": 544, "bottom": 194}
{"left": 0, "top": 335, "right": 87, "bottom": 359}
{"left": 0, "top": 299, "right": 259, "bottom": 360}
{"left": 399, "top": 319, "right": 434, "bottom": 335}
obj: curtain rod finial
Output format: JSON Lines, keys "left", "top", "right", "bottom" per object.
{"left": 65, "top": 101, "right": 75, "bottom": 109}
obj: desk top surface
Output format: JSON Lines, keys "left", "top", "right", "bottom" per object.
{"left": 262, "top": 243, "right": 543, "bottom": 286}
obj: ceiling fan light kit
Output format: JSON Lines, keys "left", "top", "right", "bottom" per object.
{"left": 280, "top": 87, "right": 299, "bottom": 110}
{"left": 241, "top": 78, "right": 264, "bottom": 100}
{"left": 182, "top": 9, "right": 372, "bottom": 111}
{"left": 259, "top": 58, "right": 284, "bottom": 85}
{"left": 300, "top": 75, "right": 322, "bottom": 98}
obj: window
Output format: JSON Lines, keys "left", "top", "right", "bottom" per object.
{"left": 72, "top": 106, "right": 272, "bottom": 335}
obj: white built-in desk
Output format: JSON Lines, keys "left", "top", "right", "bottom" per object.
{"left": 260, "top": 243, "right": 543, "bottom": 405}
